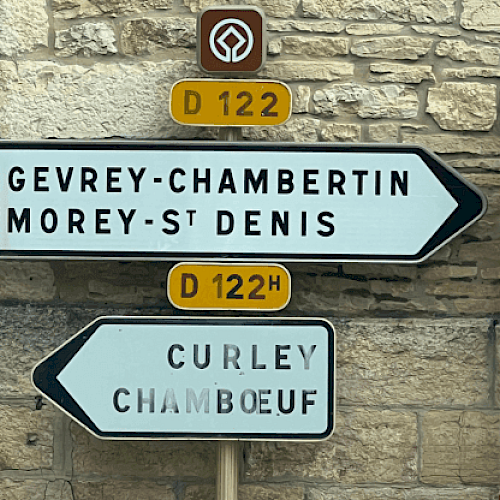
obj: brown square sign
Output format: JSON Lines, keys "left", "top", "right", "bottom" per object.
{"left": 197, "top": 6, "right": 266, "bottom": 74}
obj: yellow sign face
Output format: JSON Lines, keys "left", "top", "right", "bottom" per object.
{"left": 167, "top": 263, "right": 291, "bottom": 311}
{"left": 170, "top": 79, "right": 292, "bottom": 126}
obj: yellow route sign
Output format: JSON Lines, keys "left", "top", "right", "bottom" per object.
{"left": 167, "top": 262, "right": 291, "bottom": 311}
{"left": 170, "top": 79, "right": 292, "bottom": 126}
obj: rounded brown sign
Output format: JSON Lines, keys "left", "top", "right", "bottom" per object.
{"left": 197, "top": 6, "right": 266, "bottom": 74}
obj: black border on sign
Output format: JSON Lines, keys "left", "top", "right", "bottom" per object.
{"left": 0, "top": 140, "right": 487, "bottom": 263}
{"left": 32, "top": 316, "right": 336, "bottom": 441}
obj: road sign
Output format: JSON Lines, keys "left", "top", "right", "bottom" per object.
{"left": 198, "top": 6, "right": 266, "bottom": 74}
{"left": 168, "top": 263, "right": 290, "bottom": 310}
{"left": 0, "top": 141, "right": 486, "bottom": 263}
{"left": 170, "top": 79, "right": 291, "bottom": 126}
{"left": 32, "top": 316, "right": 335, "bottom": 440}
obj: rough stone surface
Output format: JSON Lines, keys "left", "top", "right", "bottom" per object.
{"left": 55, "top": 22, "right": 117, "bottom": 57}
{"left": 461, "top": 0, "right": 500, "bottom": 32}
{"left": 443, "top": 67, "right": 500, "bottom": 78}
{"left": 427, "top": 82, "right": 497, "bottom": 131}
{"left": 184, "top": 0, "right": 299, "bottom": 18}
{"left": 308, "top": 488, "right": 499, "bottom": 500}
{"left": 268, "top": 20, "right": 343, "bottom": 33}
{"left": 435, "top": 40, "right": 500, "bottom": 65}
{"left": 454, "top": 299, "right": 500, "bottom": 315}
{"left": 321, "top": 123, "right": 361, "bottom": 141}
{"left": 0, "top": 60, "right": 203, "bottom": 139}
{"left": 242, "top": 118, "right": 320, "bottom": 142}
{"left": 352, "top": 37, "right": 433, "bottom": 59}
{"left": 185, "top": 485, "right": 304, "bottom": 500}
{"left": 369, "top": 62, "right": 435, "bottom": 83}
{"left": 281, "top": 36, "right": 349, "bottom": 57}
{"left": 302, "top": 0, "right": 456, "bottom": 23}
{"left": 336, "top": 319, "right": 489, "bottom": 406}
{"left": 401, "top": 133, "right": 500, "bottom": 154}
{"left": 412, "top": 25, "right": 461, "bottom": 36}
{"left": 313, "top": 84, "right": 419, "bottom": 119}
{"left": 121, "top": 18, "right": 196, "bottom": 55}
{"left": 292, "top": 85, "right": 310, "bottom": 113}
{"left": 0, "top": 404, "right": 53, "bottom": 471}
{"left": 369, "top": 122, "right": 399, "bottom": 142}
{"left": 0, "top": 262, "right": 55, "bottom": 302}
{"left": 53, "top": 0, "right": 172, "bottom": 19}
{"left": 422, "top": 411, "right": 500, "bottom": 484}
{"left": 72, "top": 481, "right": 174, "bottom": 499}
{"left": 346, "top": 23, "right": 404, "bottom": 35}
{"left": 497, "top": 325, "right": 500, "bottom": 407}
{"left": 0, "top": 0, "right": 48, "bottom": 57}
{"left": 259, "top": 61, "right": 354, "bottom": 81}
{"left": 459, "top": 240, "right": 500, "bottom": 262}
{"left": 72, "top": 423, "right": 216, "bottom": 477}
{"left": 0, "top": 480, "right": 72, "bottom": 500}
{"left": 245, "top": 409, "right": 417, "bottom": 482}
{"left": 421, "top": 266, "right": 478, "bottom": 280}
{"left": 426, "top": 282, "right": 500, "bottom": 298}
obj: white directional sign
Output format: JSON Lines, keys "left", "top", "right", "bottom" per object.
{"left": 32, "top": 316, "right": 336, "bottom": 440}
{"left": 0, "top": 141, "right": 486, "bottom": 262}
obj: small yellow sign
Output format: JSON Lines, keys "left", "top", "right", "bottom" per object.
{"left": 167, "top": 262, "right": 291, "bottom": 311}
{"left": 170, "top": 79, "right": 292, "bottom": 126}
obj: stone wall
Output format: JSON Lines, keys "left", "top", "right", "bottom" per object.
{"left": 0, "top": 0, "right": 499, "bottom": 498}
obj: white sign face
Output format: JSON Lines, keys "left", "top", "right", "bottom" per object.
{"left": 32, "top": 317, "right": 335, "bottom": 440}
{"left": 0, "top": 142, "right": 486, "bottom": 263}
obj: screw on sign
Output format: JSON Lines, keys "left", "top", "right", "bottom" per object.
{"left": 197, "top": 6, "right": 266, "bottom": 74}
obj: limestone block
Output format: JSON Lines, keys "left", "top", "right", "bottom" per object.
{"left": 259, "top": 60, "right": 354, "bottom": 81}
{"left": 436, "top": 40, "right": 500, "bottom": 65}
{"left": 447, "top": 157, "right": 500, "bottom": 171}
{"left": 459, "top": 240, "right": 500, "bottom": 263}
{"left": 183, "top": 0, "right": 299, "bottom": 18}
{"left": 341, "top": 264, "right": 418, "bottom": 279}
{"left": 368, "top": 123, "right": 399, "bottom": 142}
{"left": 0, "top": 262, "right": 55, "bottom": 301}
{"left": 309, "top": 487, "right": 498, "bottom": 500}
{"left": 337, "top": 319, "right": 489, "bottom": 406}
{"left": 0, "top": 60, "right": 203, "bottom": 139}
{"left": 281, "top": 36, "right": 349, "bottom": 57}
{"left": 321, "top": 123, "right": 362, "bottom": 142}
{"left": 346, "top": 23, "right": 404, "bottom": 35}
{"left": 0, "top": 403, "right": 53, "bottom": 470}
{"left": 121, "top": 18, "right": 196, "bottom": 55}
{"left": 245, "top": 409, "right": 417, "bottom": 482}
{"left": 72, "top": 481, "right": 174, "bottom": 499}
{"left": 0, "top": 0, "right": 48, "bottom": 57}
{"left": 268, "top": 38, "right": 281, "bottom": 54}
{"left": 72, "top": 423, "right": 216, "bottom": 477}
{"left": 497, "top": 325, "right": 500, "bottom": 407}
{"left": 303, "top": 0, "right": 456, "bottom": 24}
{"left": 455, "top": 298, "right": 500, "bottom": 314}
{"left": 476, "top": 34, "right": 500, "bottom": 43}
{"left": 427, "top": 82, "right": 497, "bottom": 131}
{"left": 53, "top": 0, "right": 172, "bottom": 19}
{"left": 369, "top": 280, "right": 414, "bottom": 296}
{"left": 292, "top": 85, "right": 310, "bottom": 113}
{"left": 402, "top": 133, "right": 500, "bottom": 155}
{"left": 185, "top": 484, "right": 304, "bottom": 500}
{"left": 426, "top": 282, "right": 500, "bottom": 298}
{"left": 422, "top": 411, "right": 500, "bottom": 484}
{"left": 268, "top": 20, "right": 343, "bottom": 33}
{"left": 55, "top": 22, "right": 117, "bottom": 57}
{"left": 369, "top": 62, "right": 435, "bottom": 83}
{"left": 313, "top": 84, "right": 418, "bottom": 119}
{"left": 482, "top": 268, "right": 500, "bottom": 279}
{"left": 412, "top": 25, "right": 461, "bottom": 36}
{"left": 461, "top": 0, "right": 500, "bottom": 32}
{"left": 352, "top": 36, "right": 433, "bottom": 59}
{"left": 0, "top": 480, "right": 72, "bottom": 500}
{"left": 443, "top": 67, "right": 500, "bottom": 78}
{"left": 421, "top": 266, "right": 478, "bottom": 280}
{"left": 242, "top": 118, "right": 320, "bottom": 142}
